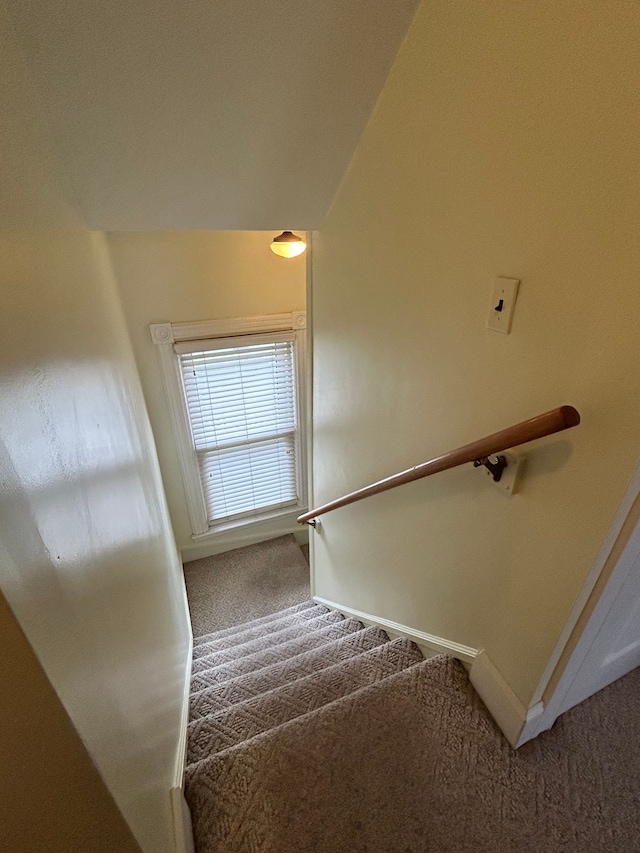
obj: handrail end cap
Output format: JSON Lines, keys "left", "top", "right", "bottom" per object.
{"left": 560, "top": 405, "right": 581, "bottom": 427}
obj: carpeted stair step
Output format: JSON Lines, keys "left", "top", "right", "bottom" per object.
{"left": 185, "top": 588, "right": 640, "bottom": 853}
{"left": 191, "top": 611, "right": 344, "bottom": 674}
{"left": 193, "top": 599, "right": 318, "bottom": 649}
{"left": 189, "top": 625, "right": 390, "bottom": 720}
{"left": 190, "top": 617, "right": 364, "bottom": 692}
{"left": 193, "top": 600, "right": 322, "bottom": 654}
{"left": 187, "top": 637, "right": 424, "bottom": 763}
{"left": 185, "top": 657, "right": 459, "bottom": 853}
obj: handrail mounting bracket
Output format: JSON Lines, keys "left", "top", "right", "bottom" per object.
{"left": 473, "top": 455, "right": 507, "bottom": 482}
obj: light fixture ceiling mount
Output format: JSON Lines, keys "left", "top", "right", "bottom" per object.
{"left": 270, "top": 231, "right": 306, "bottom": 258}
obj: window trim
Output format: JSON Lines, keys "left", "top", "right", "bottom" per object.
{"left": 150, "top": 312, "right": 307, "bottom": 539}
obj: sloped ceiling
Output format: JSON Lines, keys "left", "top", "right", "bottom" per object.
{"left": 4, "top": 0, "right": 419, "bottom": 231}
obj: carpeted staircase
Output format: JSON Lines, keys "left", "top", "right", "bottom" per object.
{"left": 185, "top": 601, "right": 432, "bottom": 851}
{"left": 184, "top": 598, "right": 640, "bottom": 853}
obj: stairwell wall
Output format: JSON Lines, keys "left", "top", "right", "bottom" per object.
{"left": 106, "top": 231, "right": 306, "bottom": 558}
{"left": 311, "top": 0, "right": 640, "bottom": 707}
{"left": 0, "top": 594, "right": 143, "bottom": 853}
{"left": 0, "top": 5, "right": 191, "bottom": 851}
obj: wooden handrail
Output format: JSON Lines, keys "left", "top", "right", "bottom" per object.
{"left": 297, "top": 405, "right": 580, "bottom": 525}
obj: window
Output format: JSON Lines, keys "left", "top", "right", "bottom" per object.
{"left": 176, "top": 333, "right": 299, "bottom": 524}
{"left": 151, "top": 313, "right": 307, "bottom": 538}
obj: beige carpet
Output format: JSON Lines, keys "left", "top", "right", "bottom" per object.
{"left": 185, "top": 601, "right": 640, "bottom": 853}
{"left": 183, "top": 534, "right": 310, "bottom": 636}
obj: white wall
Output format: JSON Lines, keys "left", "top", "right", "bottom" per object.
{"left": 312, "top": 0, "right": 640, "bottom": 707}
{"left": 107, "top": 231, "right": 306, "bottom": 558}
{"left": 0, "top": 6, "right": 191, "bottom": 851}
{"left": 3, "top": 0, "right": 418, "bottom": 231}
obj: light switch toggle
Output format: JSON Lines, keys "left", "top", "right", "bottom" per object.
{"left": 487, "top": 277, "right": 520, "bottom": 334}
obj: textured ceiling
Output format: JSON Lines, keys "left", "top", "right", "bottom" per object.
{"left": 5, "top": 0, "right": 419, "bottom": 230}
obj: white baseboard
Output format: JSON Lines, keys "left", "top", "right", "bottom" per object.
{"left": 515, "top": 700, "right": 546, "bottom": 747}
{"left": 172, "top": 635, "right": 192, "bottom": 786}
{"left": 170, "top": 633, "right": 194, "bottom": 853}
{"left": 312, "top": 595, "right": 479, "bottom": 663}
{"left": 469, "top": 650, "right": 543, "bottom": 748}
{"left": 170, "top": 787, "right": 195, "bottom": 853}
{"left": 181, "top": 518, "right": 308, "bottom": 562}
{"left": 313, "top": 598, "right": 546, "bottom": 749}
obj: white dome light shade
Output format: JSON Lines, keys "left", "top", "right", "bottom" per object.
{"left": 270, "top": 231, "right": 307, "bottom": 258}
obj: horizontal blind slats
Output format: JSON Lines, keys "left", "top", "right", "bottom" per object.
{"left": 179, "top": 338, "right": 299, "bottom": 523}
{"left": 199, "top": 438, "right": 297, "bottom": 521}
{"left": 181, "top": 341, "right": 295, "bottom": 450}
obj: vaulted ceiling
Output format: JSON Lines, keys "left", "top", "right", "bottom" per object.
{"left": 5, "top": 0, "right": 419, "bottom": 230}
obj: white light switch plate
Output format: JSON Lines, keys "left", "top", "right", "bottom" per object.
{"left": 487, "top": 276, "right": 520, "bottom": 334}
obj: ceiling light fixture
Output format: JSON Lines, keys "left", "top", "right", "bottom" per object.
{"left": 270, "top": 231, "right": 307, "bottom": 258}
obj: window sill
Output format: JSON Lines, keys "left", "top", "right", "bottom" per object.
{"left": 191, "top": 506, "right": 308, "bottom": 541}
{"left": 183, "top": 506, "right": 309, "bottom": 563}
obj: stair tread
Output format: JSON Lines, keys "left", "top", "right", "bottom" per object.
{"left": 187, "top": 637, "right": 424, "bottom": 763}
{"left": 191, "top": 610, "right": 342, "bottom": 673}
{"left": 193, "top": 600, "right": 317, "bottom": 647}
{"left": 193, "top": 604, "right": 330, "bottom": 659}
{"left": 185, "top": 656, "right": 456, "bottom": 853}
{"left": 189, "top": 625, "right": 390, "bottom": 720}
{"left": 189, "top": 618, "right": 364, "bottom": 692}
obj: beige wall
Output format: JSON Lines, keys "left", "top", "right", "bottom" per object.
{"left": 0, "top": 5, "right": 191, "bottom": 851}
{"left": 0, "top": 594, "right": 141, "bottom": 853}
{"left": 107, "top": 231, "right": 306, "bottom": 556}
{"left": 312, "top": 0, "right": 640, "bottom": 706}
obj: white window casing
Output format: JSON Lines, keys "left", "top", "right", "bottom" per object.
{"left": 150, "top": 312, "right": 307, "bottom": 539}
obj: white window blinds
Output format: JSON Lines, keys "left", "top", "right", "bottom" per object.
{"left": 176, "top": 333, "right": 299, "bottom": 524}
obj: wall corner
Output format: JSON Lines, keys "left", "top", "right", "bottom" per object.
{"left": 469, "top": 651, "right": 542, "bottom": 749}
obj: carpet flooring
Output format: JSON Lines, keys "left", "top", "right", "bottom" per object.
{"left": 183, "top": 542, "right": 640, "bottom": 853}
{"left": 183, "top": 534, "right": 310, "bottom": 636}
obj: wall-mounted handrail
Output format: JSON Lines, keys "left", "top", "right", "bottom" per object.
{"left": 297, "top": 405, "right": 580, "bottom": 525}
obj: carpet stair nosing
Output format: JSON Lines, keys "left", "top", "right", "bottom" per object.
{"left": 192, "top": 599, "right": 318, "bottom": 647}
{"left": 192, "top": 604, "right": 330, "bottom": 659}
{"left": 189, "top": 617, "right": 365, "bottom": 692}
{"left": 191, "top": 635, "right": 422, "bottom": 732}
{"left": 189, "top": 625, "right": 391, "bottom": 720}
{"left": 186, "top": 637, "right": 425, "bottom": 764}
{"left": 191, "top": 610, "right": 342, "bottom": 671}
{"left": 186, "top": 656, "right": 442, "bottom": 780}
